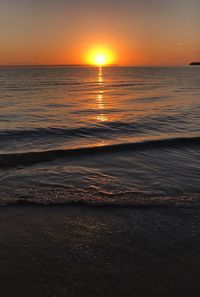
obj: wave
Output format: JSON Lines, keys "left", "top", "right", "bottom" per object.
{"left": 0, "top": 192, "right": 200, "bottom": 208}
{"left": 0, "top": 114, "right": 191, "bottom": 141}
{"left": 0, "top": 122, "right": 143, "bottom": 140}
{"left": 0, "top": 136, "right": 199, "bottom": 168}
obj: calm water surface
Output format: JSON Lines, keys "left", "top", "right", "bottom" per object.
{"left": 0, "top": 66, "right": 199, "bottom": 206}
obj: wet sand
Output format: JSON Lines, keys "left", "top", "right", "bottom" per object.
{"left": 0, "top": 205, "right": 200, "bottom": 297}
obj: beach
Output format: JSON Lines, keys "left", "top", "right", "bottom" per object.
{"left": 0, "top": 204, "right": 200, "bottom": 297}
{"left": 1, "top": 0, "right": 200, "bottom": 294}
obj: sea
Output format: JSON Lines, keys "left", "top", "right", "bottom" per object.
{"left": 0, "top": 66, "right": 200, "bottom": 207}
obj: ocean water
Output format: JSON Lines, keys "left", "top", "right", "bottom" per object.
{"left": 0, "top": 66, "right": 199, "bottom": 206}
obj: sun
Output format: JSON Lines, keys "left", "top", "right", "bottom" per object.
{"left": 86, "top": 47, "right": 115, "bottom": 66}
{"left": 94, "top": 54, "right": 106, "bottom": 66}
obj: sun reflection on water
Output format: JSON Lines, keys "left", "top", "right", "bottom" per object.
{"left": 98, "top": 66, "right": 103, "bottom": 85}
{"left": 96, "top": 67, "right": 108, "bottom": 122}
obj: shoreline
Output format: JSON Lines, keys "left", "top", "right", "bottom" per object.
{"left": 0, "top": 204, "right": 200, "bottom": 297}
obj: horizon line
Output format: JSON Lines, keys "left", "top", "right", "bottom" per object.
{"left": 0, "top": 64, "right": 119, "bottom": 68}
{"left": 0, "top": 63, "right": 191, "bottom": 68}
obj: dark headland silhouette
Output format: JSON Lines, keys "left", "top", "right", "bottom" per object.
{"left": 190, "top": 62, "right": 200, "bottom": 65}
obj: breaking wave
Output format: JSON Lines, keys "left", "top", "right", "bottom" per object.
{"left": 0, "top": 136, "right": 199, "bottom": 168}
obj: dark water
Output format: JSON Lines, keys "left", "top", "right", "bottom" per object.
{"left": 0, "top": 66, "right": 200, "bottom": 206}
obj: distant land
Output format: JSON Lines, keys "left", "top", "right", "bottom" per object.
{"left": 190, "top": 62, "right": 200, "bottom": 65}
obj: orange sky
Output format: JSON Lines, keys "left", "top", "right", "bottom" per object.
{"left": 0, "top": 0, "right": 200, "bottom": 66}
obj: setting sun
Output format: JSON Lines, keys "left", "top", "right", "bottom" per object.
{"left": 94, "top": 54, "right": 106, "bottom": 66}
{"left": 86, "top": 47, "right": 115, "bottom": 66}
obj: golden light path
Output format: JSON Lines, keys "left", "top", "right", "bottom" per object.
{"left": 96, "top": 67, "right": 107, "bottom": 122}
{"left": 86, "top": 47, "right": 115, "bottom": 66}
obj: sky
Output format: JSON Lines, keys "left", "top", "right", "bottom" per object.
{"left": 0, "top": 0, "right": 200, "bottom": 66}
